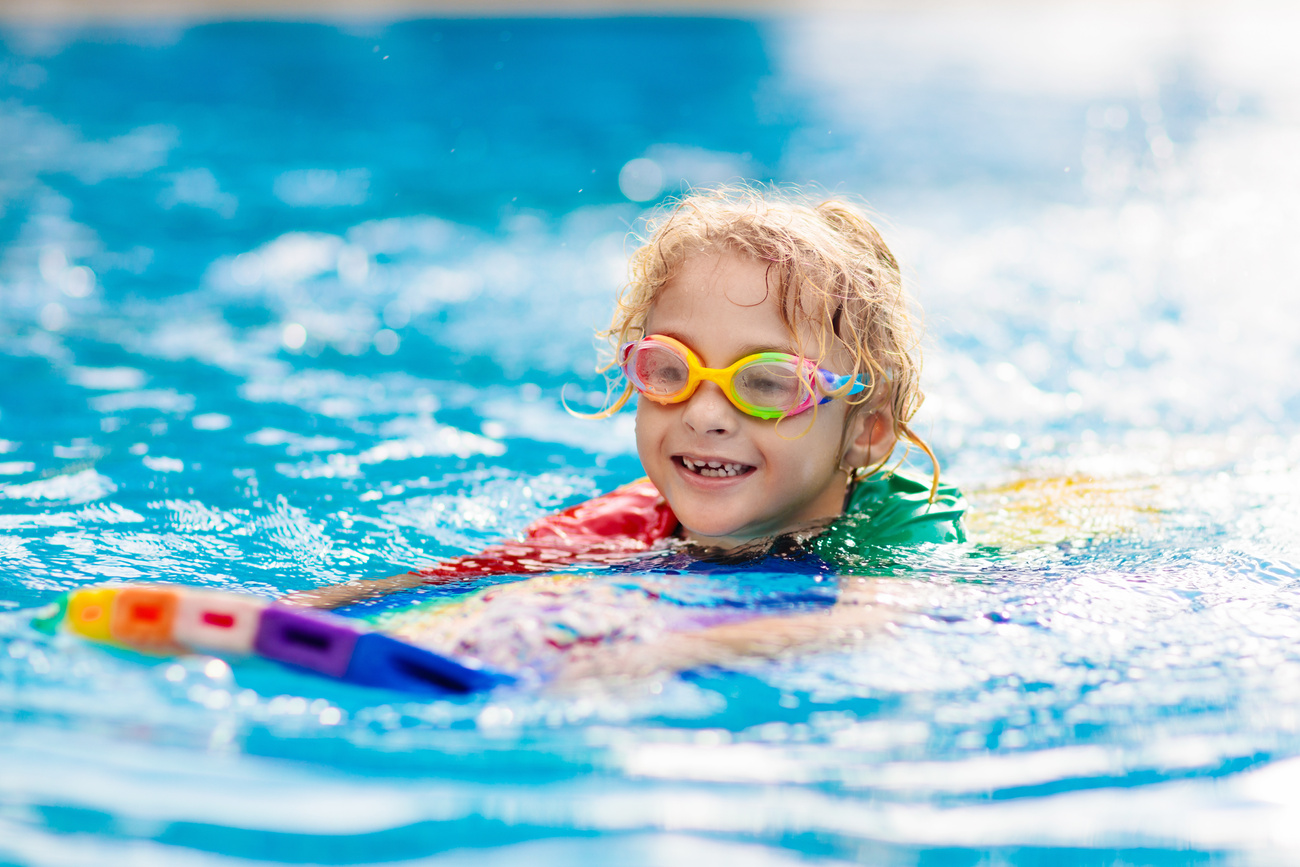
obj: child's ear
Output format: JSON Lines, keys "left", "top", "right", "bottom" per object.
{"left": 841, "top": 410, "right": 897, "bottom": 472}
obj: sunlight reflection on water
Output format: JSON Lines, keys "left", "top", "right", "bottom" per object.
{"left": 2, "top": 5, "right": 1300, "bottom": 864}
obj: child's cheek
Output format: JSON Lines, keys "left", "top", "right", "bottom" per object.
{"left": 632, "top": 399, "right": 662, "bottom": 457}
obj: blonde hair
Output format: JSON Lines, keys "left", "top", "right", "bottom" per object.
{"left": 593, "top": 184, "right": 938, "bottom": 495}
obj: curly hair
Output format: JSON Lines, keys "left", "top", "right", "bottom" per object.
{"left": 591, "top": 184, "right": 938, "bottom": 495}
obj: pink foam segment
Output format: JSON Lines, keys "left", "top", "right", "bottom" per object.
{"left": 173, "top": 589, "right": 269, "bottom": 654}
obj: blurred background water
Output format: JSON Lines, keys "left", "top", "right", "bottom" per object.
{"left": 3, "top": 4, "right": 1300, "bottom": 865}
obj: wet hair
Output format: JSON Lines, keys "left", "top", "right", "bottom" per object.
{"left": 593, "top": 184, "right": 938, "bottom": 495}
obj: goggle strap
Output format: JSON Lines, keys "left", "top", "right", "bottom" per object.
{"left": 820, "top": 372, "right": 869, "bottom": 396}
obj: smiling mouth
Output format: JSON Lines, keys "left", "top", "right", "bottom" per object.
{"left": 676, "top": 456, "right": 755, "bottom": 478}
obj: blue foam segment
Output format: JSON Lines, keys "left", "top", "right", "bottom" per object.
{"left": 343, "top": 632, "right": 512, "bottom": 695}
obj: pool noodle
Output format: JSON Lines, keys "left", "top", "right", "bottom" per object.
{"left": 37, "top": 583, "right": 511, "bottom": 696}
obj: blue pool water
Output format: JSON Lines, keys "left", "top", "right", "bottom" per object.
{"left": 4, "top": 8, "right": 1300, "bottom": 865}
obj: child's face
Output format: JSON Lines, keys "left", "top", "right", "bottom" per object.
{"left": 635, "top": 249, "right": 885, "bottom": 549}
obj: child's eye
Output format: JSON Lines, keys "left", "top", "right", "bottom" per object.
{"left": 736, "top": 364, "right": 802, "bottom": 403}
{"left": 635, "top": 351, "right": 688, "bottom": 391}
{"left": 649, "top": 366, "right": 686, "bottom": 387}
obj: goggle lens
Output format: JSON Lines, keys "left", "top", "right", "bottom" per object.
{"left": 731, "top": 360, "right": 809, "bottom": 414}
{"left": 627, "top": 343, "right": 691, "bottom": 397}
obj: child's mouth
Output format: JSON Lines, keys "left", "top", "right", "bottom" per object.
{"left": 676, "top": 456, "right": 755, "bottom": 478}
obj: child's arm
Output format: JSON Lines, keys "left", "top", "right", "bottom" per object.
{"left": 280, "top": 570, "right": 452, "bottom": 608}
{"left": 554, "top": 576, "right": 902, "bottom": 684}
{"left": 281, "top": 480, "right": 676, "bottom": 610}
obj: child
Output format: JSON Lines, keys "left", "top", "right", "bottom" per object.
{"left": 294, "top": 186, "right": 961, "bottom": 601}
{"left": 586, "top": 184, "right": 964, "bottom": 553}
{"left": 283, "top": 187, "right": 966, "bottom": 681}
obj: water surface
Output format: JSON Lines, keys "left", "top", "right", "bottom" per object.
{"left": 3, "top": 7, "right": 1300, "bottom": 865}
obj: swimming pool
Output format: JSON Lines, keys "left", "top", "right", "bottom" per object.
{"left": 3, "top": 7, "right": 1300, "bottom": 864}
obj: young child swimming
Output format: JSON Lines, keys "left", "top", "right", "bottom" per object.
{"left": 282, "top": 186, "right": 966, "bottom": 683}
{"left": 589, "top": 184, "right": 964, "bottom": 551}
{"left": 42, "top": 188, "right": 966, "bottom": 689}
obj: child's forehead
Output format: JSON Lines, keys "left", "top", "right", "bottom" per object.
{"left": 653, "top": 248, "right": 838, "bottom": 332}
{"left": 646, "top": 250, "right": 848, "bottom": 361}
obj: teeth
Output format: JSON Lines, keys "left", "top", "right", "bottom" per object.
{"left": 681, "top": 457, "right": 748, "bottom": 477}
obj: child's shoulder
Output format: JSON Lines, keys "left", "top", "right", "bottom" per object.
{"left": 826, "top": 468, "right": 968, "bottom": 549}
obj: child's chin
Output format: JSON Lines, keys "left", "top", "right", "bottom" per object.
{"left": 679, "top": 516, "right": 762, "bottom": 547}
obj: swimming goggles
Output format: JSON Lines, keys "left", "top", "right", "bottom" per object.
{"left": 617, "top": 334, "right": 867, "bottom": 419}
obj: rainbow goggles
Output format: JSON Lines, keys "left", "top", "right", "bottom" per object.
{"left": 32, "top": 584, "right": 511, "bottom": 696}
{"left": 618, "top": 334, "right": 867, "bottom": 419}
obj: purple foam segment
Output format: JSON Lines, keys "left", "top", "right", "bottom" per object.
{"left": 345, "top": 632, "right": 511, "bottom": 695}
{"left": 253, "top": 606, "right": 361, "bottom": 678}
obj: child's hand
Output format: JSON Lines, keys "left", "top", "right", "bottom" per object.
{"left": 552, "top": 583, "right": 900, "bottom": 687}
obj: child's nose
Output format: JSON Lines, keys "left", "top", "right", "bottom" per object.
{"left": 680, "top": 382, "right": 739, "bottom": 434}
